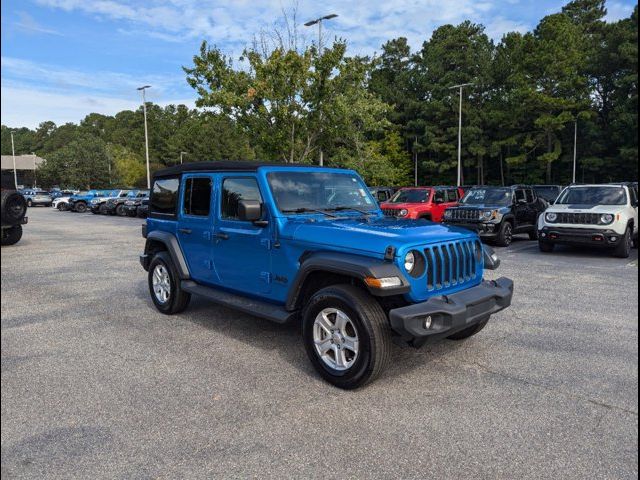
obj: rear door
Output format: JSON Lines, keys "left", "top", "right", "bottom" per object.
{"left": 513, "top": 188, "right": 529, "bottom": 229}
{"left": 177, "top": 174, "right": 217, "bottom": 284}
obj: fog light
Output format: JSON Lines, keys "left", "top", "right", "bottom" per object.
{"left": 424, "top": 316, "right": 433, "bottom": 330}
{"left": 610, "top": 236, "right": 617, "bottom": 242}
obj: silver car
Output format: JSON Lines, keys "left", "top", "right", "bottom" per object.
{"left": 21, "top": 190, "right": 53, "bottom": 207}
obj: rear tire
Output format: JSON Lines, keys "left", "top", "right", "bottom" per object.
{"left": 302, "top": 284, "right": 391, "bottom": 389}
{"left": 75, "top": 202, "right": 87, "bottom": 213}
{"left": 1, "top": 225, "right": 23, "bottom": 246}
{"left": 539, "top": 241, "right": 555, "bottom": 253}
{"left": 495, "top": 221, "right": 513, "bottom": 247}
{"left": 1, "top": 191, "right": 27, "bottom": 225}
{"left": 116, "top": 204, "right": 126, "bottom": 216}
{"left": 613, "top": 227, "right": 632, "bottom": 259}
{"left": 447, "top": 318, "right": 489, "bottom": 340}
{"left": 148, "top": 252, "right": 191, "bottom": 314}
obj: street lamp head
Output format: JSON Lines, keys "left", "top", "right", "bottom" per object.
{"left": 449, "top": 82, "right": 474, "bottom": 89}
{"left": 304, "top": 19, "right": 319, "bottom": 26}
{"left": 305, "top": 14, "right": 338, "bottom": 26}
{"left": 322, "top": 14, "right": 338, "bottom": 20}
{"left": 137, "top": 85, "right": 151, "bottom": 91}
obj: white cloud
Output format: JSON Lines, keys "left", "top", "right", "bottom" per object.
{"left": 1, "top": 85, "right": 195, "bottom": 128}
{"left": 605, "top": 1, "right": 636, "bottom": 22}
{"left": 14, "top": 11, "right": 63, "bottom": 36}
{"left": 485, "top": 17, "right": 530, "bottom": 41}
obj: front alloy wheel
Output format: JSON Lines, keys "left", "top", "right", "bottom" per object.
{"left": 313, "top": 308, "right": 360, "bottom": 371}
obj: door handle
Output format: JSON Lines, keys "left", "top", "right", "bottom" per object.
{"left": 214, "top": 232, "right": 229, "bottom": 240}
{"left": 178, "top": 228, "right": 192, "bottom": 234}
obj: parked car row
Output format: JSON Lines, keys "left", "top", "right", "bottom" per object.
{"left": 55, "top": 189, "right": 150, "bottom": 218}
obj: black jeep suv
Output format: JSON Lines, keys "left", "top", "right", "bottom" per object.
{"left": 443, "top": 185, "right": 547, "bottom": 246}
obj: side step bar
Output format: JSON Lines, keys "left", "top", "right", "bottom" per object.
{"left": 180, "top": 281, "right": 295, "bottom": 324}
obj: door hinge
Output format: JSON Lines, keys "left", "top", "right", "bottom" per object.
{"left": 260, "top": 272, "right": 272, "bottom": 284}
{"left": 204, "top": 259, "right": 214, "bottom": 270}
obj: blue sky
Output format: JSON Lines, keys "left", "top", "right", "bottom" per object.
{"left": 1, "top": 0, "right": 637, "bottom": 128}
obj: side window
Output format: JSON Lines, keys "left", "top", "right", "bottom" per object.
{"left": 447, "top": 189, "right": 458, "bottom": 202}
{"left": 525, "top": 189, "right": 535, "bottom": 203}
{"left": 183, "top": 177, "right": 212, "bottom": 216}
{"left": 221, "top": 177, "right": 263, "bottom": 221}
{"left": 150, "top": 177, "right": 180, "bottom": 216}
{"left": 515, "top": 189, "right": 526, "bottom": 203}
{"left": 434, "top": 189, "right": 446, "bottom": 203}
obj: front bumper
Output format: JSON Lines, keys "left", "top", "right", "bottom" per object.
{"left": 539, "top": 227, "right": 623, "bottom": 247}
{"left": 389, "top": 277, "right": 514, "bottom": 347}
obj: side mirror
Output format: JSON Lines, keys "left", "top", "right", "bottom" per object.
{"left": 238, "top": 199, "right": 265, "bottom": 224}
{"left": 483, "top": 245, "right": 501, "bottom": 270}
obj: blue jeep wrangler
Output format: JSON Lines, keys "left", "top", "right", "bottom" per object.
{"left": 140, "top": 162, "right": 514, "bottom": 388}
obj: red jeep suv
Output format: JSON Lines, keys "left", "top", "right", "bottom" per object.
{"left": 380, "top": 186, "right": 464, "bottom": 222}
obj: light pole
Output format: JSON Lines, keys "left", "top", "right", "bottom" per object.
{"left": 450, "top": 83, "right": 473, "bottom": 187}
{"left": 180, "top": 151, "right": 187, "bottom": 164}
{"left": 304, "top": 13, "right": 338, "bottom": 167}
{"left": 137, "top": 85, "right": 152, "bottom": 188}
{"left": 572, "top": 120, "right": 578, "bottom": 183}
{"left": 10, "top": 131, "right": 18, "bottom": 189}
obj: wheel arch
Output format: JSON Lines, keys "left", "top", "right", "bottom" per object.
{"left": 143, "top": 231, "right": 190, "bottom": 279}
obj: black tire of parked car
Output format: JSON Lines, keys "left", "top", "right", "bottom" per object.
{"left": 1, "top": 191, "right": 27, "bottom": 225}
{"left": 116, "top": 204, "right": 126, "bottom": 216}
{"left": 91, "top": 207, "right": 101, "bottom": 214}
{"left": 57, "top": 202, "right": 68, "bottom": 211}
{"left": 137, "top": 207, "right": 148, "bottom": 218}
{"left": 302, "top": 284, "right": 392, "bottom": 390}
{"left": 447, "top": 318, "right": 489, "bottom": 340}
{"left": 613, "top": 227, "right": 632, "bottom": 259}
{"left": 1, "top": 225, "right": 23, "bottom": 246}
{"left": 539, "top": 241, "right": 555, "bottom": 253}
{"left": 75, "top": 201, "right": 87, "bottom": 213}
{"left": 148, "top": 252, "right": 191, "bottom": 314}
{"left": 99, "top": 204, "right": 108, "bottom": 215}
{"left": 495, "top": 221, "right": 513, "bottom": 247}
{"left": 126, "top": 209, "right": 137, "bottom": 217}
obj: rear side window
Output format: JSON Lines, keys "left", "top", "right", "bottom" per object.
{"left": 150, "top": 177, "right": 180, "bottom": 216}
{"left": 183, "top": 177, "right": 212, "bottom": 216}
{"left": 221, "top": 177, "right": 262, "bottom": 220}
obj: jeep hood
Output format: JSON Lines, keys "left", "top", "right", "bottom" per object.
{"left": 281, "top": 216, "right": 478, "bottom": 255}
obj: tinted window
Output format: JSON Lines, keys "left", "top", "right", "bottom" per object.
{"left": 447, "top": 189, "right": 458, "bottom": 202}
{"left": 461, "top": 188, "right": 513, "bottom": 206}
{"left": 389, "top": 189, "right": 430, "bottom": 204}
{"left": 515, "top": 189, "right": 526, "bottom": 203}
{"left": 434, "top": 189, "right": 446, "bottom": 203}
{"left": 525, "top": 189, "right": 535, "bottom": 203}
{"left": 150, "top": 177, "right": 180, "bottom": 215}
{"left": 183, "top": 177, "right": 212, "bottom": 216}
{"left": 376, "top": 191, "right": 388, "bottom": 202}
{"left": 556, "top": 186, "right": 627, "bottom": 206}
{"left": 222, "top": 177, "right": 262, "bottom": 220}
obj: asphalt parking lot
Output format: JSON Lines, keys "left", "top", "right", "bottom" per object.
{"left": 2, "top": 207, "right": 638, "bottom": 479}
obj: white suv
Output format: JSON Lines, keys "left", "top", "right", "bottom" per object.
{"left": 538, "top": 183, "right": 638, "bottom": 258}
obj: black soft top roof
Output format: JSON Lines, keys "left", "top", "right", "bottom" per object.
{"left": 153, "top": 161, "right": 320, "bottom": 178}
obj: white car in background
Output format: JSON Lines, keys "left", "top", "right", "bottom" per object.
{"left": 52, "top": 194, "right": 74, "bottom": 211}
{"left": 538, "top": 183, "right": 639, "bottom": 258}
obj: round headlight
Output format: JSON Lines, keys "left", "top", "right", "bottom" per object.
{"left": 398, "top": 209, "right": 409, "bottom": 217}
{"left": 546, "top": 212, "right": 558, "bottom": 223}
{"left": 404, "top": 251, "right": 415, "bottom": 272}
{"left": 482, "top": 210, "right": 493, "bottom": 219}
{"left": 600, "top": 214, "right": 614, "bottom": 225}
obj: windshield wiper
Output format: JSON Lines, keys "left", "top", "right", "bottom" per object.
{"left": 281, "top": 208, "right": 338, "bottom": 218}
{"left": 329, "top": 206, "right": 376, "bottom": 216}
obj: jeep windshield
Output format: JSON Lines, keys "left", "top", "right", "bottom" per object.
{"left": 268, "top": 171, "right": 376, "bottom": 214}
{"left": 555, "top": 186, "right": 627, "bottom": 206}
{"left": 461, "top": 188, "right": 512, "bottom": 206}
{"left": 388, "top": 189, "right": 430, "bottom": 203}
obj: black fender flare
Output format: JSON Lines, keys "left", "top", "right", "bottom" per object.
{"left": 143, "top": 231, "right": 190, "bottom": 279}
{"left": 285, "top": 251, "right": 410, "bottom": 311}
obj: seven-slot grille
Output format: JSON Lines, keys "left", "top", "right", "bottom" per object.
{"left": 382, "top": 208, "right": 400, "bottom": 217}
{"left": 424, "top": 240, "right": 481, "bottom": 291}
{"left": 448, "top": 209, "right": 481, "bottom": 221}
{"left": 554, "top": 212, "right": 599, "bottom": 225}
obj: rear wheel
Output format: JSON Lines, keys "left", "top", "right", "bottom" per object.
{"left": 495, "top": 221, "right": 513, "bottom": 247}
{"left": 302, "top": 284, "right": 391, "bottom": 389}
{"left": 613, "top": 227, "right": 632, "bottom": 259}
{"left": 116, "top": 204, "right": 126, "bottom": 216}
{"left": 148, "top": 252, "right": 191, "bottom": 314}
{"left": 75, "top": 202, "right": 87, "bottom": 213}
{"left": 1, "top": 225, "right": 23, "bottom": 246}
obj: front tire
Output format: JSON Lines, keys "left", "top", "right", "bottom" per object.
{"left": 539, "top": 240, "right": 555, "bottom": 253}
{"left": 57, "top": 202, "right": 68, "bottom": 211}
{"left": 99, "top": 204, "right": 108, "bottom": 215}
{"left": 613, "top": 227, "right": 632, "bottom": 259}
{"left": 1, "top": 225, "right": 23, "bottom": 246}
{"left": 116, "top": 204, "right": 126, "bottom": 216}
{"left": 447, "top": 318, "right": 489, "bottom": 340}
{"left": 495, "top": 221, "right": 513, "bottom": 247}
{"left": 75, "top": 202, "right": 87, "bottom": 213}
{"left": 148, "top": 252, "right": 191, "bottom": 314}
{"left": 302, "top": 284, "right": 391, "bottom": 389}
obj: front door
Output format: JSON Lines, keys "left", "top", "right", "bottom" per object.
{"left": 513, "top": 188, "right": 530, "bottom": 230}
{"left": 212, "top": 175, "right": 272, "bottom": 295}
{"left": 178, "top": 174, "right": 216, "bottom": 284}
